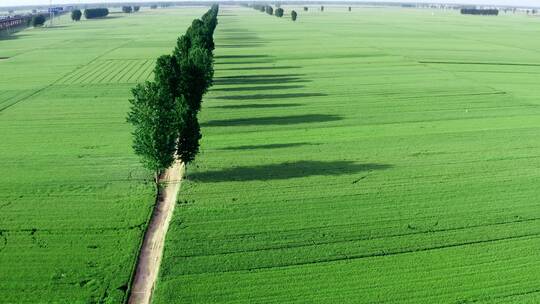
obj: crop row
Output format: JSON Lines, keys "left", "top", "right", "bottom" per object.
{"left": 56, "top": 59, "right": 154, "bottom": 85}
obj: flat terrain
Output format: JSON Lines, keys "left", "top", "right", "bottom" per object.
{"left": 0, "top": 8, "right": 204, "bottom": 303}
{"left": 154, "top": 6, "right": 540, "bottom": 304}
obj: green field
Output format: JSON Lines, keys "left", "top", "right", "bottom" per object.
{"left": 2, "top": 4, "right": 540, "bottom": 304}
{"left": 0, "top": 8, "right": 205, "bottom": 303}
{"left": 153, "top": 5, "right": 540, "bottom": 304}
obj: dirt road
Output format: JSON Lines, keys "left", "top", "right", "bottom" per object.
{"left": 128, "top": 161, "right": 185, "bottom": 304}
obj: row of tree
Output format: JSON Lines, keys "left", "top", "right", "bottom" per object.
{"left": 249, "top": 4, "right": 297, "bottom": 21}
{"left": 123, "top": 6, "right": 141, "bottom": 13}
{"left": 127, "top": 4, "right": 219, "bottom": 181}
{"left": 460, "top": 8, "right": 499, "bottom": 15}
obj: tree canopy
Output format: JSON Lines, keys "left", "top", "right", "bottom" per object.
{"left": 84, "top": 8, "right": 109, "bottom": 19}
{"left": 127, "top": 5, "right": 219, "bottom": 179}
{"left": 71, "top": 9, "right": 82, "bottom": 21}
{"left": 31, "top": 15, "right": 46, "bottom": 27}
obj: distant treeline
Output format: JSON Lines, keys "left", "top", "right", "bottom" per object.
{"left": 245, "top": 3, "right": 297, "bottom": 21}
{"left": 461, "top": 8, "right": 499, "bottom": 16}
{"left": 84, "top": 8, "right": 109, "bottom": 19}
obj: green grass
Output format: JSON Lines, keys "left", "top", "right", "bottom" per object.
{"left": 154, "top": 6, "right": 540, "bottom": 304}
{"left": 0, "top": 8, "right": 206, "bottom": 303}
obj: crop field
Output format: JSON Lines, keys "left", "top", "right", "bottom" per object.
{"left": 0, "top": 8, "right": 206, "bottom": 303}
{"left": 153, "top": 6, "right": 540, "bottom": 304}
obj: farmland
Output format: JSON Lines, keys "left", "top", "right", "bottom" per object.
{"left": 153, "top": 5, "right": 540, "bottom": 304}
{"left": 0, "top": 8, "right": 205, "bottom": 303}
{"left": 1, "top": 3, "right": 540, "bottom": 304}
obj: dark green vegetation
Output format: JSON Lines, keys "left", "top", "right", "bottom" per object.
{"left": 127, "top": 5, "right": 218, "bottom": 178}
{"left": 84, "top": 8, "right": 109, "bottom": 19}
{"left": 71, "top": 9, "right": 82, "bottom": 21}
{"left": 291, "top": 10, "right": 297, "bottom": 21}
{"left": 123, "top": 6, "right": 133, "bottom": 14}
{"left": 461, "top": 8, "right": 499, "bottom": 16}
{"left": 275, "top": 8, "right": 284, "bottom": 17}
{"left": 31, "top": 15, "right": 45, "bottom": 27}
{"left": 154, "top": 6, "right": 540, "bottom": 303}
{"left": 0, "top": 8, "right": 207, "bottom": 303}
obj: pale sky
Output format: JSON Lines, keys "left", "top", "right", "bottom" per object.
{"left": 1, "top": 0, "right": 540, "bottom": 8}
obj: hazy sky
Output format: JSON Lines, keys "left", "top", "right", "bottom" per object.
{"left": 1, "top": 0, "right": 540, "bottom": 7}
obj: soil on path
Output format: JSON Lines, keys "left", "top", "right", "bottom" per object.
{"left": 128, "top": 161, "right": 185, "bottom": 304}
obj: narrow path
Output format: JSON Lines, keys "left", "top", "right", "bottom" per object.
{"left": 128, "top": 161, "right": 185, "bottom": 304}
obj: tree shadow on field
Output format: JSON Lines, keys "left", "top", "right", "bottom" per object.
{"left": 218, "top": 34, "right": 261, "bottom": 42}
{"left": 215, "top": 92, "right": 326, "bottom": 100}
{"left": 43, "top": 25, "right": 69, "bottom": 29}
{"left": 0, "top": 34, "right": 28, "bottom": 41}
{"left": 222, "top": 142, "right": 314, "bottom": 150}
{"left": 211, "top": 103, "right": 303, "bottom": 109}
{"left": 188, "top": 161, "right": 392, "bottom": 182}
{"left": 201, "top": 114, "right": 341, "bottom": 127}
{"left": 211, "top": 85, "right": 306, "bottom": 92}
{"left": 215, "top": 55, "right": 271, "bottom": 59}
{"left": 215, "top": 60, "right": 276, "bottom": 65}
{"left": 217, "top": 65, "right": 301, "bottom": 71}
{"left": 214, "top": 74, "right": 309, "bottom": 85}
{"left": 218, "top": 42, "right": 266, "bottom": 48}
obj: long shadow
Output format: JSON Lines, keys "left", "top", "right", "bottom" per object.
{"left": 221, "top": 142, "right": 314, "bottom": 150}
{"left": 215, "top": 77, "right": 308, "bottom": 85}
{"left": 215, "top": 93, "right": 327, "bottom": 100}
{"left": 201, "top": 114, "right": 341, "bottom": 127}
{"left": 219, "top": 34, "right": 261, "bottom": 41}
{"left": 0, "top": 34, "right": 28, "bottom": 41}
{"left": 188, "top": 161, "right": 392, "bottom": 182}
{"left": 215, "top": 55, "right": 271, "bottom": 59}
{"left": 217, "top": 74, "right": 305, "bottom": 79}
{"left": 43, "top": 25, "right": 69, "bottom": 29}
{"left": 218, "top": 66, "right": 301, "bottom": 71}
{"left": 215, "top": 60, "right": 275, "bottom": 65}
{"left": 212, "top": 85, "right": 305, "bottom": 92}
{"left": 214, "top": 74, "right": 308, "bottom": 85}
{"left": 211, "top": 103, "right": 302, "bottom": 109}
{"left": 218, "top": 43, "right": 266, "bottom": 48}
{"left": 86, "top": 15, "right": 124, "bottom": 20}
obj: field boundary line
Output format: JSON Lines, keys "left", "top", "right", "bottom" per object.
{"left": 127, "top": 161, "right": 185, "bottom": 304}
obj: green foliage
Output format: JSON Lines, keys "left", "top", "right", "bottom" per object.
{"left": 275, "top": 8, "right": 284, "bottom": 17}
{"left": 122, "top": 6, "right": 133, "bottom": 13}
{"left": 187, "top": 19, "right": 215, "bottom": 52}
{"left": 175, "top": 101, "right": 201, "bottom": 164}
{"left": 71, "top": 9, "right": 82, "bottom": 21}
{"left": 31, "top": 15, "right": 46, "bottom": 27}
{"left": 134, "top": 6, "right": 141, "bottom": 12}
{"left": 291, "top": 10, "right": 297, "bottom": 21}
{"left": 154, "top": 54, "right": 181, "bottom": 98}
{"left": 176, "top": 46, "right": 213, "bottom": 113}
{"left": 128, "top": 4, "right": 218, "bottom": 167}
{"left": 84, "top": 8, "right": 109, "bottom": 19}
{"left": 266, "top": 6, "right": 273, "bottom": 15}
{"left": 127, "top": 81, "right": 177, "bottom": 176}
